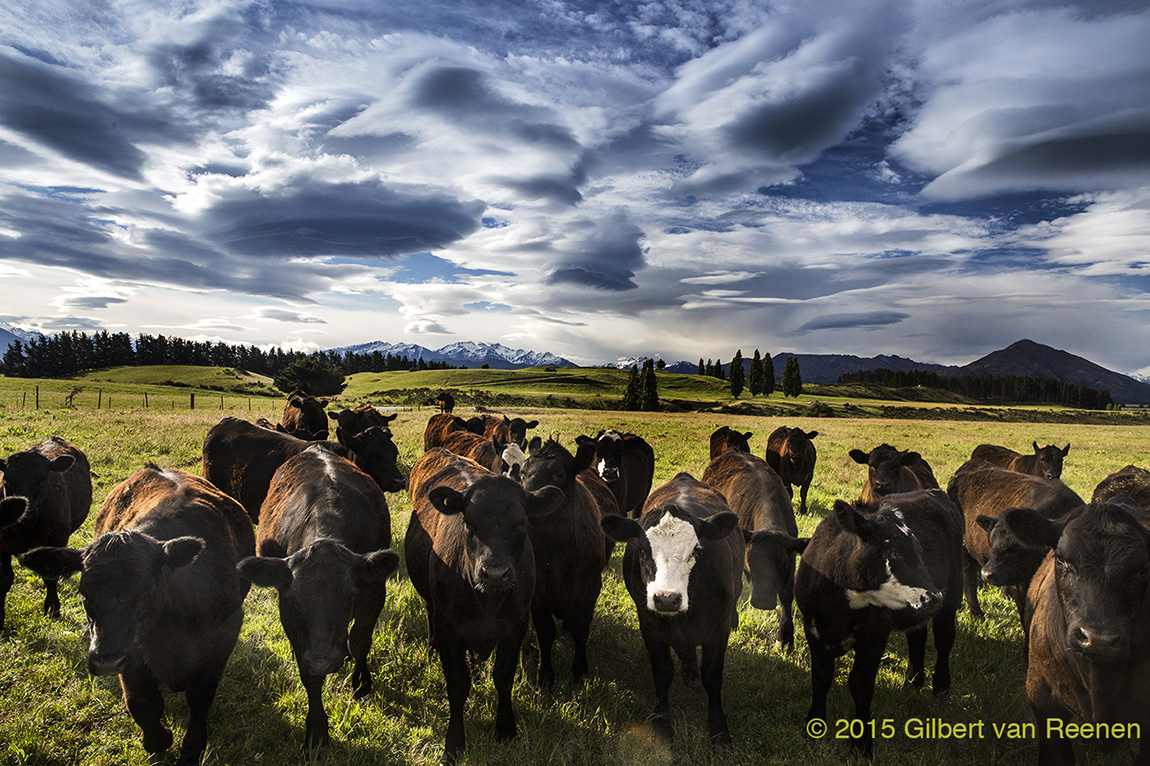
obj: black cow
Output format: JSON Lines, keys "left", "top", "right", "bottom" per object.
{"left": 237, "top": 446, "right": 399, "bottom": 749}
{"left": 709, "top": 426, "right": 752, "bottom": 459}
{"left": 971, "top": 441, "right": 1070, "bottom": 481}
{"left": 702, "top": 449, "right": 806, "bottom": 650}
{"left": 849, "top": 443, "right": 938, "bottom": 506}
{"left": 468, "top": 414, "right": 540, "bottom": 449}
{"left": 602, "top": 472, "right": 743, "bottom": 747}
{"left": 1092, "top": 464, "right": 1150, "bottom": 511}
{"left": 519, "top": 438, "right": 612, "bottom": 687}
{"left": 795, "top": 490, "right": 963, "bottom": 758}
{"left": 765, "top": 426, "right": 818, "bottom": 515}
{"left": 1024, "top": 500, "right": 1150, "bottom": 765}
{"left": 0, "top": 436, "right": 92, "bottom": 629}
{"left": 326, "top": 403, "right": 397, "bottom": 436}
{"left": 428, "top": 390, "right": 455, "bottom": 413}
{"left": 405, "top": 448, "right": 563, "bottom": 764}
{"left": 282, "top": 389, "right": 328, "bottom": 437}
{"left": 202, "top": 417, "right": 404, "bottom": 523}
{"left": 574, "top": 429, "right": 655, "bottom": 519}
{"left": 21, "top": 466, "right": 254, "bottom": 766}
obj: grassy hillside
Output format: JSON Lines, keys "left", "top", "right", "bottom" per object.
{"left": 1, "top": 393, "right": 1148, "bottom": 765}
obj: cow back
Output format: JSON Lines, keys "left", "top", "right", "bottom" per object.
{"left": 202, "top": 417, "right": 317, "bottom": 522}
{"left": 438, "top": 430, "right": 502, "bottom": 472}
{"left": 424, "top": 412, "right": 470, "bottom": 451}
{"left": 1092, "top": 465, "right": 1150, "bottom": 513}
{"left": 703, "top": 450, "right": 795, "bottom": 537}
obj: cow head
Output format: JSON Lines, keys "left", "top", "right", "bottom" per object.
{"left": 743, "top": 529, "right": 809, "bottom": 610}
{"left": 1032, "top": 442, "right": 1070, "bottom": 481}
{"left": 976, "top": 507, "right": 1064, "bottom": 587}
{"left": 0, "top": 449, "right": 75, "bottom": 524}
{"left": 521, "top": 438, "right": 594, "bottom": 493}
{"left": 21, "top": 531, "right": 204, "bottom": 675}
{"left": 831, "top": 500, "right": 943, "bottom": 614}
{"left": 326, "top": 405, "right": 397, "bottom": 437}
{"left": 428, "top": 476, "right": 563, "bottom": 593}
{"left": 849, "top": 444, "right": 918, "bottom": 498}
{"left": 709, "top": 427, "right": 752, "bottom": 459}
{"left": 500, "top": 442, "right": 526, "bottom": 482}
{"left": 285, "top": 390, "right": 328, "bottom": 435}
{"left": 337, "top": 426, "right": 406, "bottom": 493}
{"left": 237, "top": 540, "right": 399, "bottom": 677}
{"left": 782, "top": 428, "right": 818, "bottom": 465}
{"left": 507, "top": 418, "right": 539, "bottom": 449}
{"left": 576, "top": 431, "right": 625, "bottom": 484}
{"left": 1052, "top": 501, "right": 1150, "bottom": 660}
{"left": 602, "top": 505, "right": 739, "bottom": 615}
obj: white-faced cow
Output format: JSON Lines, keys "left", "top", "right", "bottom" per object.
{"left": 21, "top": 466, "right": 254, "bottom": 766}
{"left": 709, "top": 426, "right": 752, "bottom": 460}
{"left": 702, "top": 449, "right": 806, "bottom": 651}
{"left": 281, "top": 389, "right": 328, "bottom": 437}
{"left": 405, "top": 448, "right": 563, "bottom": 764}
{"left": 795, "top": 490, "right": 963, "bottom": 758}
{"left": 765, "top": 426, "right": 818, "bottom": 515}
{"left": 237, "top": 445, "right": 399, "bottom": 750}
{"left": 601, "top": 472, "right": 743, "bottom": 748}
{"left": 518, "top": 438, "right": 613, "bottom": 687}
{"left": 0, "top": 436, "right": 91, "bottom": 629}
{"left": 202, "top": 417, "right": 405, "bottom": 523}
{"left": 326, "top": 403, "right": 397, "bottom": 436}
{"left": 1023, "top": 500, "right": 1150, "bottom": 765}
{"left": 947, "top": 458, "right": 1083, "bottom": 618}
{"left": 971, "top": 441, "right": 1070, "bottom": 482}
{"left": 849, "top": 443, "right": 938, "bottom": 506}
{"left": 1092, "top": 464, "right": 1150, "bottom": 512}
{"left": 574, "top": 429, "right": 655, "bottom": 519}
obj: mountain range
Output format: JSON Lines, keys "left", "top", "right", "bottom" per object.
{"left": 331, "top": 340, "right": 574, "bottom": 371}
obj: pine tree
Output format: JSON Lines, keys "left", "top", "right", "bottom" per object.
{"left": 622, "top": 365, "right": 641, "bottom": 410}
{"left": 640, "top": 358, "right": 659, "bottom": 411}
{"left": 782, "top": 356, "right": 803, "bottom": 397}
{"left": 749, "top": 349, "right": 763, "bottom": 396}
{"left": 698, "top": 358, "right": 705, "bottom": 375}
{"left": 729, "top": 349, "right": 745, "bottom": 398}
{"left": 715, "top": 359, "right": 725, "bottom": 380}
{"left": 763, "top": 351, "right": 775, "bottom": 397}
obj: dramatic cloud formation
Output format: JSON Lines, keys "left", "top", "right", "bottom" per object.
{"left": 1, "top": 0, "right": 1149, "bottom": 372}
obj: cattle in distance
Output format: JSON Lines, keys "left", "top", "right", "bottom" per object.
{"left": 971, "top": 441, "right": 1070, "bottom": 482}
{"left": 765, "top": 426, "right": 818, "bottom": 515}
{"left": 709, "top": 426, "right": 752, "bottom": 460}
{"left": 281, "top": 389, "right": 329, "bottom": 438}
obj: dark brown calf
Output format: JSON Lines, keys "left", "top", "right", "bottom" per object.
{"left": 765, "top": 426, "right": 818, "bottom": 515}
{"left": 0, "top": 436, "right": 91, "bottom": 628}
{"left": 709, "top": 426, "right": 752, "bottom": 459}
{"left": 281, "top": 389, "right": 328, "bottom": 436}
{"left": 405, "top": 448, "right": 563, "bottom": 764}
{"left": 237, "top": 446, "right": 398, "bottom": 749}
{"left": 971, "top": 441, "right": 1069, "bottom": 481}
{"left": 438, "top": 430, "right": 506, "bottom": 473}
{"left": 849, "top": 443, "right": 938, "bottom": 506}
{"left": 22, "top": 466, "right": 254, "bottom": 766}
{"left": 423, "top": 412, "right": 470, "bottom": 451}
{"left": 327, "top": 403, "right": 397, "bottom": 436}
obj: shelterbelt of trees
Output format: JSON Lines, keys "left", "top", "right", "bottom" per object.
{"left": 0, "top": 331, "right": 457, "bottom": 379}
{"left": 837, "top": 368, "right": 1113, "bottom": 410}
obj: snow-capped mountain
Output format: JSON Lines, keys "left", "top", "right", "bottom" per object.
{"left": 329, "top": 340, "right": 574, "bottom": 370}
{"left": 0, "top": 324, "right": 45, "bottom": 350}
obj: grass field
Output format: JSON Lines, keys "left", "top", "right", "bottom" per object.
{"left": 1, "top": 377, "right": 1149, "bottom": 765}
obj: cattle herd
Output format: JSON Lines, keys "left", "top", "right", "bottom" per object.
{"left": 1, "top": 390, "right": 1149, "bottom": 765}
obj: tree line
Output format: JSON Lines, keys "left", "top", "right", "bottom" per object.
{"left": 836, "top": 368, "right": 1113, "bottom": 410}
{"left": 0, "top": 331, "right": 457, "bottom": 380}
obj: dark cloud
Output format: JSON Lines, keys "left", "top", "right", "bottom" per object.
{"left": 60, "top": 296, "right": 129, "bottom": 310}
{"left": 253, "top": 308, "right": 327, "bottom": 324}
{"left": 797, "top": 311, "right": 910, "bottom": 332}
{"left": 497, "top": 174, "right": 584, "bottom": 206}
{"left": 546, "top": 213, "right": 645, "bottom": 291}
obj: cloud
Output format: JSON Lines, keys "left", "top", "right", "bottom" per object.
{"left": 545, "top": 212, "right": 646, "bottom": 291}
{"left": 251, "top": 307, "right": 328, "bottom": 324}
{"left": 796, "top": 311, "right": 911, "bottom": 333}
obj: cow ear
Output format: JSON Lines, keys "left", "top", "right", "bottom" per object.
{"left": 602, "top": 514, "right": 642, "bottom": 543}
{"left": 0, "top": 458, "right": 6, "bottom": 472}
{"left": 792, "top": 536, "right": 810, "bottom": 553}
{"left": 976, "top": 514, "right": 997, "bottom": 533}
{"left": 1033, "top": 441, "right": 1041, "bottom": 453}
{"left": 834, "top": 500, "right": 871, "bottom": 537}
{"left": 384, "top": 413, "right": 398, "bottom": 424}
{"left": 1004, "top": 508, "right": 1062, "bottom": 549}
{"left": 1061, "top": 444, "right": 1070, "bottom": 456}
{"left": 573, "top": 441, "right": 596, "bottom": 475}
{"left": 48, "top": 455, "right": 75, "bottom": 473}
{"left": 848, "top": 449, "right": 869, "bottom": 465}
{"left": 429, "top": 487, "right": 468, "bottom": 516}
{"left": 526, "top": 485, "right": 564, "bottom": 518}
{"left": 899, "top": 451, "right": 921, "bottom": 466}
{"left": 525, "top": 420, "right": 539, "bottom": 429}
{"left": 163, "top": 536, "right": 204, "bottom": 569}
{"left": 21, "top": 546, "right": 85, "bottom": 580}
{"left": 528, "top": 436, "right": 543, "bottom": 454}
{"left": 237, "top": 556, "right": 293, "bottom": 591}
{"left": 805, "top": 430, "right": 819, "bottom": 439}
{"left": 699, "top": 512, "right": 739, "bottom": 540}
{"left": 327, "top": 411, "right": 340, "bottom": 421}
{"left": 742, "top": 431, "right": 753, "bottom": 443}
{"left": 575, "top": 435, "right": 595, "bottom": 448}
{"left": 504, "top": 462, "right": 521, "bottom": 482}
{"left": 336, "top": 428, "right": 358, "bottom": 450}
{"left": 0, "top": 496, "right": 27, "bottom": 526}
{"left": 356, "top": 549, "right": 400, "bottom": 585}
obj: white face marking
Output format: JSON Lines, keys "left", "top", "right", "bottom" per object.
{"left": 891, "top": 509, "right": 912, "bottom": 538}
{"left": 846, "top": 562, "right": 933, "bottom": 610}
{"left": 597, "top": 459, "right": 608, "bottom": 479}
{"left": 645, "top": 512, "right": 699, "bottom": 614}
{"left": 501, "top": 443, "right": 525, "bottom": 477}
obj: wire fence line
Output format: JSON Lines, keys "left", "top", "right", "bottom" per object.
{"left": 5, "top": 386, "right": 281, "bottom": 413}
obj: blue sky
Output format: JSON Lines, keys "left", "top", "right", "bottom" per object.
{"left": 1, "top": 0, "right": 1149, "bottom": 372}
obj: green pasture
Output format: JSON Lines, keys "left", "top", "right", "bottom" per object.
{"left": 1, "top": 378, "right": 1148, "bottom": 764}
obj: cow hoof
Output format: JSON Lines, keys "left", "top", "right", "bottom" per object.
{"left": 651, "top": 716, "right": 674, "bottom": 745}
{"left": 142, "top": 728, "right": 173, "bottom": 755}
{"left": 710, "top": 731, "right": 734, "bottom": 750}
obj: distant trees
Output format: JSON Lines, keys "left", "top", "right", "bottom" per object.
{"left": 622, "top": 365, "right": 641, "bottom": 410}
{"left": 729, "top": 350, "right": 745, "bottom": 398}
{"left": 837, "top": 368, "right": 1113, "bottom": 410}
{"left": 782, "top": 357, "right": 803, "bottom": 398}
{"left": 273, "top": 358, "right": 346, "bottom": 396}
{"left": 621, "top": 360, "right": 659, "bottom": 411}
{"left": 698, "top": 358, "right": 705, "bottom": 376}
{"left": 748, "top": 350, "right": 764, "bottom": 397}
{"left": 763, "top": 351, "right": 776, "bottom": 397}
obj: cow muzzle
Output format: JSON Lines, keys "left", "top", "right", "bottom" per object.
{"left": 88, "top": 652, "right": 127, "bottom": 676}
{"left": 651, "top": 590, "right": 685, "bottom": 614}
{"left": 1069, "top": 625, "right": 1127, "bottom": 659}
{"left": 476, "top": 562, "right": 516, "bottom": 592}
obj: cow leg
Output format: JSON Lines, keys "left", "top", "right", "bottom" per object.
{"left": 120, "top": 664, "right": 173, "bottom": 756}
{"left": 798, "top": 482, "right": 810, "bottom": 515}
{"left": 441, "top": 634, "right": 471, "bottom": 765}
{"left": 805, "top": 636, "right": 835, "bottom": 727}
{"left": 349, "top": 588, "right": 387, "bottom": 699}
{"left": 904, "top": 624, "right": 927, "bottom": 688}
{"left": 644, "top": 636, "right": 675, "bottom": 744}
{"left": 566, "top": 604, "right": 594, "bottom": 685}
{"left": 675, "top": 643, "right": 698, "bottom": 686}
{"left": 0, "top": 553, "right": 12, "bottom": 631}
{"left": 493, "top": 625, "right": 525, "bottom": 742}
{"left": 42, "top": 576, "right": 61, "bottom": 619}
{"left": 963, "top": 550, "right": 984, "bottom": 618}
{"left": 778, "top": 580, "right": 796, "bottom": 652}
{"left": 847, "top": 632, "right": 887, "bottom": 759}
{"left": 701, "top": 634, "right": 732, "bottom": 748}
{"left": 179, "top": 668, "right": 224, "bottom": 766}
{"left": 931, "top": 608, "right": 957, "bottom": 694}
{"left": 1032, "top": 709, "right": 1076, "bottom": 766}
{"left": 532, "top": 602, "right": 557, "bottom": 689}
{"left": 298, "top": 665, "right": 330, "bottom": 751}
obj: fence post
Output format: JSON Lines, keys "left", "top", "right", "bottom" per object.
{"left": 220, "top": 395, "right": 224, "bottom": 409}
{"left": 144, "top": 392, "right": 148, "bottom": 408}
{"left": 190, "top": 392, "right": 195, "bottom": 410}
{"left": 98, "top": 389, "right": 102, "bottom": 409}
{"left": 35, "top": 386, "right": 39, "bottom": 409}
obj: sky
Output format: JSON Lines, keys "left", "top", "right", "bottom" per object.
{"left": 1, "top": 0, "right": 1150, "bottom": 373}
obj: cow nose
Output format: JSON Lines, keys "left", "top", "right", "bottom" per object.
{"left": 1071, "top": 626, "right": 1126, "bottom": 658}
{"left": 389, "top": 477, "right": 407, "bottom": 492}
{"left": 921, "top": 589, "right": 943, "bottom": 611}
{"left": 603, "top": 468, "right": 621, "bottom": 482}
{"left": 88, "top": 652, "right": 126, "bottom": 676}
{"left": 304, "top": 653, "right": 345, "bottom": 677}
{"left": 980, "top": 565, "right": 1001, "bottom": 586}
{"left": 478, "top": 563, "right": 514, "bottom": 590}
{"left": 652, "top": 591, "right": 683, "bottom": 613}
{"left": 874, "top": 482, "right": 892, "bottom": 494}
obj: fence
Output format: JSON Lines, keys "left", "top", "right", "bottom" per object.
{"left": 6, "top": 386, "right": 279, "bottom": 413}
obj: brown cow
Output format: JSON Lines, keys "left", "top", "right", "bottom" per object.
{"left": 405, "top": 448, "right": 563, "bottom": 764}
{"left": 467, "top": 414, "right": 540, "bottom": 448}
{"left": 438, "top": 430, "right": 507, "bottom": 474}
{"left": 765, "top": 426, "right": 818, "bottom": 515}
{"left": 22, "top": 465, "right": 254, "bottom": 766}
{"left": 971, "top": 441, "right": 1069, "bottom": 481}
{"left": 709, "top": 426, "right": 752, "bottom": 459}
{"left": 849, "top": 443, "right": 938, "bottom": 506}
{"left": 237, "top": 446, "right": 398, "bottom": 749}
{"left": 327, "top": 403, "right": 397, "bottom": 436}
{"left": 281, "top": 389, "right": 328, "bottom": 436}
{"left": 202, "top": 417, "right": 405, "bottom": 523}
{"left": 424, "top": 412, "right": 471, "bottom": 451}
{"left": 947, "top": 458, "right": 1083, "bottom": 618}
{"left": 574, "top": 429, "right": 655, "bottom": 519}
{"left": 0, "top": 436, "right": 92, "bottom": 628}
{"left": 703, "top": 449, "right": 805, "bottom": 650}
{"left": 1092, "top": 464, "right": 1150, "bottom": 512}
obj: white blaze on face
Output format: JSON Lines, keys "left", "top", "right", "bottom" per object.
{"left": 501, "top": 443, "right": 525, "bottom": 477}
{"left": 597, "top": 459, "right": 608, "bottom": 479}
{"left": 645, "top": 512, "right": 699, "bottom": 614}
{"left": 846, "top": 562, "right": 933, "bottom": 610}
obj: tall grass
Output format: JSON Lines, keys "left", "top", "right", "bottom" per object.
{"left": 1, "top": 401, "right": 1146, "bottom": 765}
